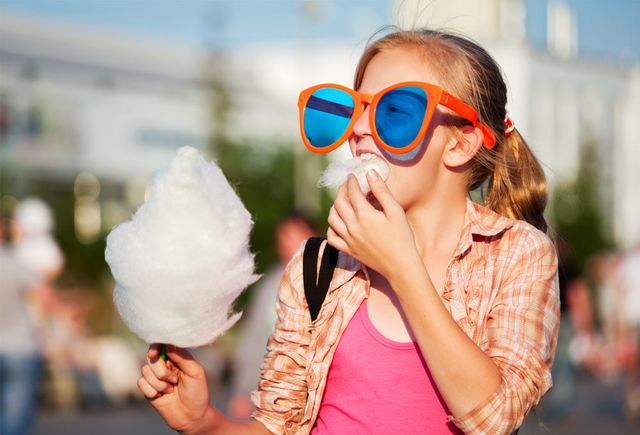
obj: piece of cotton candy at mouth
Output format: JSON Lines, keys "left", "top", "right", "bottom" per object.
{"left": 104, "top": 146, "right": 258, "bottom": 348}
{"left": 318, "top": 154, "right": 390, "bottom": 194}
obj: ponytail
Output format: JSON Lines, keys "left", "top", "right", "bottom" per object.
{"left": 484, "top": 129, "right": 548, "bottom": 233}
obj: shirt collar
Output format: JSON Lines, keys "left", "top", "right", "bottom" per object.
{"left": 327, "top": 197, "right": 514, "bottom": 292}
{"left": 452, "top": 197, "right": 514, "bottom": 258}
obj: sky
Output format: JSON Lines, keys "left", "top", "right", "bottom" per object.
{"left": 0, "top": 0, "right": 638, "bottom": 62}
{"left": 525, "top": 0, "right": 640, "bottom": 63}
{"left": 0, "top": 0, "right": 390, "bottom": 48}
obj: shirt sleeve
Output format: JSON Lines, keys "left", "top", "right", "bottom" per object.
{"left": 448, "top": 227, "right": 561, "bottom": 434}
{"left": 250, "top": 242, "right": 311, "bottom": 434}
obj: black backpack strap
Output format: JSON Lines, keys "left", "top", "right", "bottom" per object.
{"left": 303, "top": 237, "right": 339, "bottom": 322}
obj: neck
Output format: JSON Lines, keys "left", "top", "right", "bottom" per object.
{"left": 405, "top": 188, "right": 468, "bottom": 262}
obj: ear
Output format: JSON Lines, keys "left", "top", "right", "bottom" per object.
{"left": 442, "top": 125, "right": 484, "bottom": 168}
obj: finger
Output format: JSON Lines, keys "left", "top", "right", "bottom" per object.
{"left": 148, "top": 343, "right": 161, "bottom": 360}
{"left": 138, "top": 377, "right": 160, "bottom": 400}
{"left": 165, "top": 359, "right": 179, "bottom": 375}
{"left": 142, "top": 364, "right": 175, "bottom": 394}
{"left": 148, "top": 344, "right": 177, "bottom": 374}
{"left": 328, "top": 206, "right": 349, "bottom": 240}
{"left": 327, "top": 227, "right": 349, "bottom": 253}
{"left": 336, "top": 178, "right": 349, "bottom": 202}
{"left": 147, "top": 345, "right": 178, "bottom": 384}
{"left": 346, "top": 174, "right": 371, "bottom": 214}
{"left": 333, "top": 192, "right": 357, "bottom": 228}
{"left": 165, "top": 345, "right": 204, "bottom": 378}
{"left": 366, "top": 170, "right": 398, "bottom": 213}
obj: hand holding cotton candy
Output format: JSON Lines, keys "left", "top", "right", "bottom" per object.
{"left": 105, "top": 146, "right": 258, "bottom": 348}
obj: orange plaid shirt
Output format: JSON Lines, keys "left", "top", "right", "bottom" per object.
{"left": 251, "top": 198, "right": 560, "bottom": 434}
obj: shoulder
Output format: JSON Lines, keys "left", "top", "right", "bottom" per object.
{"left": 503, "top": 219, "right": 557, "bottom": 261}
{"left": 276, "top": 240, "right": 307, "bottom": 305}
{"left": 490, "top": 219, "right": 559, "bottom": 293}
{"left": 470, "top": 201, "right": 558, "bottom": 279}
{"left": 471, "top": 200, "right": 556, "bottom": 262}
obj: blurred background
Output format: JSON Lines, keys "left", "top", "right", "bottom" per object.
{"left": 0, "top": 0, "right": 639, "bottom": 434}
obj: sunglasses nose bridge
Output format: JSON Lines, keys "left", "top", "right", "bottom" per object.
{"left": 353, "top": 93, "right": 374, "bottom": 124}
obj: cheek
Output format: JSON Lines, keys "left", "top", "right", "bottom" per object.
{"left": 386, "top": 171, "right": 415, "bottom": 205}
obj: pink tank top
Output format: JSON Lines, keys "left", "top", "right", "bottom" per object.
{"left": 310, "top": 298, "right": 463, "bottom": 434}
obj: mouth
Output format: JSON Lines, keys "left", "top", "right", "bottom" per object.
{"left": 355, "top": 149, "right": 385, "bottom": 160}
{"left": 317, "top": 151, "right": 391, "bottom": 195}
{"left": 355, "top": 152, "right": 390, "bottom": 182}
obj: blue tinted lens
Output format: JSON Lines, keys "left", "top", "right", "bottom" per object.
{"left": 304, "top": 88, "right": 354, "bottom": 148}
{"left": 375, "top": 86, "right": 427, "bottom": 149}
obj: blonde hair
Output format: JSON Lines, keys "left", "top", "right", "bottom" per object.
{"left": 354, "top": 28, "right": 548, "bottom": 233}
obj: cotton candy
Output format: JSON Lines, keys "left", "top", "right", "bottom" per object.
{"left": 318, "top": 154, "right": 390, "bottom": 194}
{"left": 105, "top": 146, "right": 258, "bottom": 348}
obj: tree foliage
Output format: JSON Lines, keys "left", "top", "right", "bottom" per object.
{"left": 549, "top": 142, "right": 614, "bottom": 274}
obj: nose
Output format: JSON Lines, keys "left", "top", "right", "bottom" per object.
{"left": 351, "top": 103, "right": 372, "bottom": 139}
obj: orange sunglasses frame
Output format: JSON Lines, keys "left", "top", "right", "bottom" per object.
{"left": 298, "top": 81, "right": 496, "bottom": 154}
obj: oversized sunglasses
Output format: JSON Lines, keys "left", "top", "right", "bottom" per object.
{"left": 298, "top": 82, "right": 496, "bottom": 154}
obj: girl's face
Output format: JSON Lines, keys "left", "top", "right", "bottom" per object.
{"left": 349, "top": 46, "right": 454, "bottom": 210}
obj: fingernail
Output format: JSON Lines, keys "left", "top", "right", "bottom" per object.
{"left": 168, "top": 375, "right": 178, "bottom": 384}
{"left": 367, "top": 170, "right": 378, "bottom": 180}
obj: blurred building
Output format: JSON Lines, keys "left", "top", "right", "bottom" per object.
{"left": 1, "top": 1, "right": 639, "bottom": 247}
{"left": 0, "top": 11, "right": 210, "bottom": 201}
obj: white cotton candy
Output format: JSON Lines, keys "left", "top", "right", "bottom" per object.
{"left": 318, "top": 154, "right": 390, "bottom": 194}
{"left": 105, "top": 146, "right": 258, "bottom": 348}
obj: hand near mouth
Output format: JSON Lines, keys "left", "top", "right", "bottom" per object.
{"left": 327, "top": 171, "right": 419, "bottom": 282}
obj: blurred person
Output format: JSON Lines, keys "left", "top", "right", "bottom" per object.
{"left": 42, "top": 288, "right": 104, "bottom": 409}
{"left": 617, "top": 247, "right": 640, "bottom": 421}
{"left": 11, "top": 198, "right": 64, "bottom": 324}
{"left": 590, "top": 253, "right": 629, "bottom": 382}
{"left": 227, "top": 212, "right": 317, "bottom": 420}
{"left": 566, "top": 276, "right": 601, "bottom": 372}
{"left": 11, "top": 198, "right": 64, "bottom": 281}
{"left": 4, "top": 199, "right": 66, "bottom": 416}
{"left": 538, "top": 247, "right": 579, "bottom": 422}
{"left": 0, "top": 208, "right": 49, "bottom": 435}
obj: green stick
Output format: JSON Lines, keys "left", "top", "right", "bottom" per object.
{"left": 159, "top": 343, "right": 167, "bottom": 361}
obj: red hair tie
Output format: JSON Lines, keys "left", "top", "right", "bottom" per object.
{"left": 504, "top": 116, "right": 515, "bottom": 137}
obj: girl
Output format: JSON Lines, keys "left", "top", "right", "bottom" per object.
{"left": 137, "top": 28, "right": 560, "bottom": 435}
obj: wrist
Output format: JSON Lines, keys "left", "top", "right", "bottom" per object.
{"left": 181, "top": 406, "right": 223, "bottom": 435}
{"left": 386, "top": 249, "right": 424, "bottom": 287}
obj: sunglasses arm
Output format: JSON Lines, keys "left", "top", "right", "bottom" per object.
{"left": 439, "top": 91, "right": 496, "bottom": 149}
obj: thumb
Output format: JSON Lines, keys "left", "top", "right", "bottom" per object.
{"left": 366, "top": 170, "right": 397, "bottom": 212}
{"left": 165, "top": 345, "right": 203, "bottom": 378}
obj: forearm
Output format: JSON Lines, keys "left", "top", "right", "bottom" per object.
{"left": 389, "top": 258, "right": 502, "bottom": 419}
{"left": 183, "top": 406, "right": 271, "bottom": 435}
